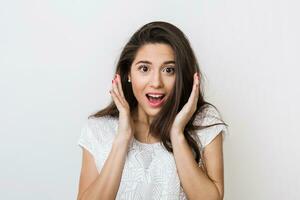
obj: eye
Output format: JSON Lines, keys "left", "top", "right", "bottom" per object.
{"left": 162, "top": 66, "right": 175, "bottom": 74}
{"left": 138, "top": 65, "right": 149, "bottom": 73}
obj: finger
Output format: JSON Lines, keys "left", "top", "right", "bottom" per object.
{"left": 192, "top": 72, "right": 200, "bottom": 106}
{"left": 195, "top": 72, "right": 200, "bottom": 101}
{"left": 116, "top": 74, "right": 125, "bottom": 98}
{"left": 112, "top": 77, "right": 126, "bottom": 105}
{"left": 186, "top": 73, "right": 199, "bottom": 110}
{"left": 110, "top": 89, "right": 124, "bottom": 111}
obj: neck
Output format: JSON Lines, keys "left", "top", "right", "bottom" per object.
{"left": 132, "top": 105, "right": 153, "bottom": 126}
{"left": 131, "top": 105, "right": 159, "bottom": 143}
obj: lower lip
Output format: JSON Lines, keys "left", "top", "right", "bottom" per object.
{"left": 146, "top": 96, "right": 165, "bottom": 108}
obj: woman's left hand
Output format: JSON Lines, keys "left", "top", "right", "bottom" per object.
{"left": 170, "top": 72, "right": 200, "bottom": 140}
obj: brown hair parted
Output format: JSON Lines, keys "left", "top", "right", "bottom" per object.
{"left": 89, "top": 21, "right": 228, "bottom": 164}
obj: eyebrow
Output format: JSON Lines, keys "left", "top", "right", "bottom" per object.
{"left": 135, "top": 60, "right": 175, "bottom": 65}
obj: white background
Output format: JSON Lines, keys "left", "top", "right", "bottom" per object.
{"left": 0, "top": 0, "right": 299, "bottom": 199}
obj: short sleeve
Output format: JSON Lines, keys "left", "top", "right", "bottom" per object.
{"left": 77, "top": 119, "right": 97, "bottom": 157}
{"left": 194, "top": 105, "right": 229, "bottom": 149}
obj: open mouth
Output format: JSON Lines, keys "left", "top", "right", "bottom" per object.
{"left": 145, "top": 93, "right": 166, "bottom": 107}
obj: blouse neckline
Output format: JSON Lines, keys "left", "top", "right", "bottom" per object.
{"left": 132, "top": 137, "right": 162, "bottom": 148}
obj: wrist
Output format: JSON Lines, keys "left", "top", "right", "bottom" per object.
{"left": 113, "top": 134, "right": 132, "bottom": 147}
{"left": 170, "top": 128, "right": 184, "bottom": 142}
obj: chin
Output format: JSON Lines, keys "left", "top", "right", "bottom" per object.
{"left": 143, "top": 106, "right": 161, "bottom": 117}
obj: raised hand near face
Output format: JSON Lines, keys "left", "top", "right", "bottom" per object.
{"left": 170, "top": 73, "right": 200, "bottom": 140}
{"left": 110, "top": 74, "right": 134, "bottom": 143}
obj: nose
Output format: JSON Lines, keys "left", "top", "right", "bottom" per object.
{"left": 149, "top": 71, "right": 163, "bottom": 88}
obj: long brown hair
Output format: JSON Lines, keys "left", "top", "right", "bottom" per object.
{"left": 89, "top": 21, "right": 227, "bottom": 163}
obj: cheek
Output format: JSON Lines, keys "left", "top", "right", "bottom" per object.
{"left": 131, "top": 79, "right": 146, "bottom": 99}
{"left": 165, "top": 77, "right": 176, "bottom": 91}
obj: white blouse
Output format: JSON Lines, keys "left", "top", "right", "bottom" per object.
{"left": 77, "top": 105, "right": 229, "bottom": 200}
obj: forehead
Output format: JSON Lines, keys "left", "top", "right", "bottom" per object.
{"left": 133, "top": 43, "right": 175, "bottom": 64}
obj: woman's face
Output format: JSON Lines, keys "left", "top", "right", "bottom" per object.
{"left": 129, "top": 43, "right": 176, "bottom": 117}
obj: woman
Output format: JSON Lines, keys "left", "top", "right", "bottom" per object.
{"left": 77, "top": 21, "right": 228, "bottom": 200}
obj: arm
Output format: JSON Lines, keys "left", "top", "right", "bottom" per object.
{"left": 77, "top": 135, "right": 131, "bottom": 200}
{"left": 170, "top": 131, "right": 224, "bottom": 200}
{"left": 77, "top": 74, "right": 134, "bottom": 200}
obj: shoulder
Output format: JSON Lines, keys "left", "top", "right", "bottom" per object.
{"left": 193, "top": 104, "right": 229, "bottom": 149}
{"left": 82, "top": 115, "right": 119, "bottom": 143}
{"left": 77, "top": 115, "right": 119, "bottom": 170}
{"left": 193, "top": 104, "right": 225, "bottom": 126}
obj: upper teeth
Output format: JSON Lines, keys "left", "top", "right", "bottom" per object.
{"left": 148, "top": 94, "right": 164, "bottom": 98}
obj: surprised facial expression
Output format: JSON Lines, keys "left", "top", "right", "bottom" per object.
{"left": 129, "top": 43, "right": 176, "bottom": 117}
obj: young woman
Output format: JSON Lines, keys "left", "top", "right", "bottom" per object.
{"left": 77, "top": 21, "right": 228, "bottom": 200}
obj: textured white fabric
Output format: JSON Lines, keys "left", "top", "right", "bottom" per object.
{"left": 77, "top": 105, "right": 229, "bottom": 200}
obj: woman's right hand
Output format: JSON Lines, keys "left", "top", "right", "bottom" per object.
{"left": 110, "top": 74, "right": 134, "bottom": 143}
